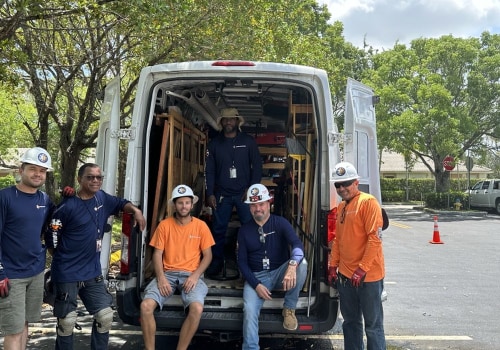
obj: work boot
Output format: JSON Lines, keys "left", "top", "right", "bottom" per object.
{"left": 282, "top": 308, "right": 298, "bottom": 330}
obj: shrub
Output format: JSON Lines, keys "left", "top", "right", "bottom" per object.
{"left": 0, "top": 175, "right": 16, "bottom": 189}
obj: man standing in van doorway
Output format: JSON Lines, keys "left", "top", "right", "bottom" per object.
{"left": 328, "top": 162, "right": 386, "bottom": 350}
{"left": 205, "top": 108, "right": 262, "bottom": 277}
{"left": 45, "top": 163, "right": 146, "bottom": 350}
{"left": 140, "top": 185, "right": 214, "bottom": 350}
{"left": 0, "top": 147, "right": 54, "bottom": 350}
{"left": 237, "top": 184, "right": 307, "bottom": 350}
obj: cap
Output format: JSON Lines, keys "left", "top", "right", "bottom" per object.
{"left": 244, "top": 184, "right": 273, "bottom": 204}
{"left": 216, "top": 108, "right": 245, "bottom": 129}
{"left": 332, "top": 162, "right": 360, "bottom": 182}
{"left": 168, "top": 184, "right": 199, "bottom": 205}
{"left": 20, "top": 147, "right": 53, "bottom": 171}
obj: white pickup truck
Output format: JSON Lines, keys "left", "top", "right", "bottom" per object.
{"left": 469, "top": 179, "right": 500, "bottom": 214}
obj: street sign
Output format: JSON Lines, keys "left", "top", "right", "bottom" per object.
{"left": 465, "top": 156, "right": 474, "bottom": 171}
{"left": 443, "top": 156, "right": 455, "bottom": 171}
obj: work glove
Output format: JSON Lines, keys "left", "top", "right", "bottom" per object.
{"left": 0, "top": 277, "right": 11, "bottom": 298}
{"left": 351, "top": 267, "right": 366, "bottom": 287}
{"left": 327, "top": 266, "right": 338, "bottom": 287}
{"left": 62, "top": 186, "right": 75, "bottom": 197}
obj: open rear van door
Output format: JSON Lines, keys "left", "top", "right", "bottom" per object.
{"left": 95, "top": 76, "right": 121, "bottom": 279}
{"left": 343, "top": 78, "right": 381, "bottom": 202}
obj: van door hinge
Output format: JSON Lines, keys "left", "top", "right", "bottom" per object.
{"left": 328, "top": 132, "right": 352, "bottom": 144}
{"left": 111, "top": 128, "right": 136, "bottom": 140}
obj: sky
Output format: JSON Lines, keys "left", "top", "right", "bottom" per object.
{"left": 323, "top": 0, "right": 500, "bottom": 50}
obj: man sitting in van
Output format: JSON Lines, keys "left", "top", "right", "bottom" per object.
{"left": 237, "top": 184, "right": 307, "bottom": 350}
{"left": 140, "top": 185, "right": 215, "bottom": 350}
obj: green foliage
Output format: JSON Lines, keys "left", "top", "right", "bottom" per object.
{"left": 365, "top": 34, "right": 500, "bottom": 192}
{"left": 0, "top": 175, "right": 16, "bottom": 189}
{"left": 381, "top": 178, "right": 475, "bottom": 204}
{"left": 425, "top": 191, "right": 468, "bottom": 210}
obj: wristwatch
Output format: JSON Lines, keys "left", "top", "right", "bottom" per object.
{"left": 288, "top": 260, "right": 298, "bottom": 266}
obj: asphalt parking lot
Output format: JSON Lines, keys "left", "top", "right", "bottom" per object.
{"left": 2, "top": 205, "right": 499, "bottom": 349}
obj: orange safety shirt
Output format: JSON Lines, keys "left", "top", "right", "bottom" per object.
{"left": 330, "top": 192, "right": 385, "bottom": 282}
{"left": 149, "top": 217, "right": 215, "bottom": 273}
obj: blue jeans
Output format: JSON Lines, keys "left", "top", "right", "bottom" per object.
{"left": 211, "top": 193, "right": 251, "bottom": 266}
{"left": 242, "top": 260, "right": 308, "bottom": 350}
{"left": 143, "top": 271, "right": 208, "bottom": 310}
{"left": 53, "top": 277, "right": 113, "bottom": 350}
{"left": 337, "top": 276, "right": 386, "bottom": 350}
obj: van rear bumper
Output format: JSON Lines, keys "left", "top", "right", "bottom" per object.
{"left": 116, "top": 288, "right": 339, "bottom": 335}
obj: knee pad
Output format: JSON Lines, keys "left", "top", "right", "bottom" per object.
{"left": 94, "top": 307, "right": 114, "bottom": 333}
{"left": 57, "top": 311, "right": 77, "bottom": 337}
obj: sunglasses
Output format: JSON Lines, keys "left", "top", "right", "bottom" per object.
{"left": 334, "top": 179, "right": 355, "bottom": 189}
{"left": 258, "top": 226, "right": 265, "bottom": 243}
{"left": 84, "top": 175, "right": 104, "bottom": 181}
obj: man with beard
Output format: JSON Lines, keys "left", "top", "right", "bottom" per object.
{"left": 140, "top": 185, "right": 214, "bottom": 350}
{"left": 0, "top": 147, "right": 54, "bottom": 350}
{"left": 205, "top": 108, "right": 262, "bottom": 277}
{"left": 237, "top": 184, "right": 307, "bottom": 350}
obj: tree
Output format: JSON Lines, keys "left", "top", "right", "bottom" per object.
{"left": 4, "top": 0, "right": 354, "bottom": 197}
{"left": 364, "top": 34, "right": 500, "bottom": 192}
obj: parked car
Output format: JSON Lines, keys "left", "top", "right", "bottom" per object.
{"left": 469, "top": 179, "right": 500, "bottom": 214}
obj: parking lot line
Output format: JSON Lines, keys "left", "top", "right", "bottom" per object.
{"left": 390, "top": 221, "right": 411, "bottom": 229}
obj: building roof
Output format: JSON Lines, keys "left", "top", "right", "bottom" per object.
{"left": 380, "top": 150, "right": 492, "bottom": 176}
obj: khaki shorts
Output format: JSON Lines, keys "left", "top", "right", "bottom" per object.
{"left": 0, "top": 271, "right": 44, "bottom": 335}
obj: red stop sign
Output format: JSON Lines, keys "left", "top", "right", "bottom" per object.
{"left": 443, "top": 156, "right": 455, "bottom": 171}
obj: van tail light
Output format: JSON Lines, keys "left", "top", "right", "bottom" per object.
{"left": 327, "top": 207, "right": 337, "bottom": 244}
{"left": 120, "top": 212, "right": 133, "bottom": 275}
{"left": 211, "top": 61, "right": 255, "bottom": 66}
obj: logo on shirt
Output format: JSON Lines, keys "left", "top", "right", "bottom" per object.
{"left": 36, "top": 204, "right": 46, "bottom": 209}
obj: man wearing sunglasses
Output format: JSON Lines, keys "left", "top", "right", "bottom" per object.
{"left": 328, "top": 162, "right": 386, "bottom": 350}
{"left": 237, "top": 184, "right": 307, "bottom": 350}
{"left": 45, "top": 163, "right": 146, "bottom": 349}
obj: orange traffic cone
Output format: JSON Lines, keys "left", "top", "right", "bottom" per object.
{"left": 429, "top": 215, "right": 444, "bottom": 244}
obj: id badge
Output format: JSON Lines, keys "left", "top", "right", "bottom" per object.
{"left": 229, "top": 166, "right": 237, "bottom": 179}
{"left": 96, "top": 239, "right": 102, "bottom": 252}
{"left": 262, "top": 258, "right": 270, "bottom": 270}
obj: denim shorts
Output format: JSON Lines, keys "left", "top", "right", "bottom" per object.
{"left": 0, "top": 271, "right": 44, "bottom": 335}
{"left": 143, "top": 271, "right": 208, "bottom": 310}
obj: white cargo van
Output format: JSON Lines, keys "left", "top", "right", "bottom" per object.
{"left": 97, "top": 61, "right": 381, "bottom": 340}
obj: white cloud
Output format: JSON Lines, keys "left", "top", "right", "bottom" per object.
{"left": 322, "top": 0, "right": 500, "bottom": 49}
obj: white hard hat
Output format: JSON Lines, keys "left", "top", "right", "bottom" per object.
{"left": 168, "top": 184, "right": 199, "bottom": 205}
{"left": 244, "top": 184, "right": 273, "bottom": 204}
{"left": 333, "top": 162, "right": 360, "bottom": 182}
{"left": 216, "top": 108, "right": 245, "bottom": 130}
{"left": 20, "top": 147, "right": 53, "bottom": 171}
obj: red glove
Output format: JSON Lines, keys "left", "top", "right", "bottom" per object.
{"left": 0, "top": 277, "right": 11, "bottom": 298}
{"left": 62, "top": 186, "right": 75, "bottom": 197}
{"left": 351, "top": 267, "right": 366, "bottom": 287}
{"left": 327, "top": 266, "right": 338, "bottom": 287}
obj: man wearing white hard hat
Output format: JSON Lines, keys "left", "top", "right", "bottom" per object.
{"left": 0, "top": 147, "right": 54, "bottom": 349}
{"left": 205, "top": 108, "right": 262, "bottom": 277}
{"left": 327, "top": 162, "right": 386, "bottom": 349}
{"left": 237, "top": 184, "right": 307, "bottom": 349}
{"left": 140, "top": 185, "right": 215, "bottom": 350}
